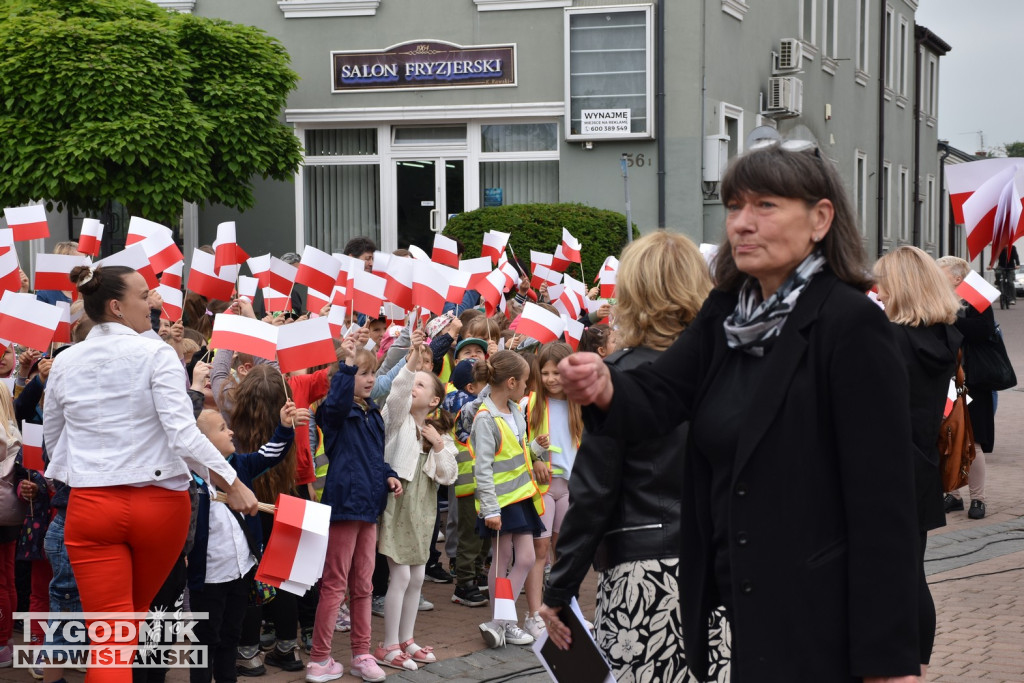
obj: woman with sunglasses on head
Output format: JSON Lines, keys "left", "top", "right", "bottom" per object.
{"left": 554, "top": 141, "right": 921, "bottom": 683}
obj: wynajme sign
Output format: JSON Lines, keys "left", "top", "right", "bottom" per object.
{"left": 331, "top": 40, "right": 516, "bottom": 93}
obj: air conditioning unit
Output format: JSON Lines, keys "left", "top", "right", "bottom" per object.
{"left": 777, "top": 38, "right": 803, "bottom": 72}
{"left": 766, "top": 76, "right": 803, "bottom": 118}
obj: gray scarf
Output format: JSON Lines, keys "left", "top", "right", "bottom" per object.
{"left": 723, "top": 250, "right": 827, "bottom": 357}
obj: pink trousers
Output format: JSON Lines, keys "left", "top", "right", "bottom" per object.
{"left": 310, "top": 521, "right": 377, "bottom": 660}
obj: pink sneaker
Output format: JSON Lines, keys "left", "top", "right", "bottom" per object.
{"left": 350, "top": 654, "right": 386, "bottom": 682}
{"left": 304, "top": 657, "right": 343, "bottom": 683}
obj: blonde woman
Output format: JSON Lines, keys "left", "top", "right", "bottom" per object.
{"left": 0, "top": 389, "right": 22, "bottom": 667}
{"left": 875, "top": 246, "right": 962, "bottom": 680}
{"left": 936, "top": 256, "right": 992, "bottom": 519}
{"left": 540, "top": 231, "right": 727, "bottom": 682}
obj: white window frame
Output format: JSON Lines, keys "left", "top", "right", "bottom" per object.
{"left": 564, "top": 4, "right": 655, "bottom": 141}
{"left": 926, "top": 174, "right": 937, "bottom": 246}
{"left": 896, "top": 16, "right": 910, "bottom": 104}
{"left": 855, "top": 150, "right": 869, "bottom": 237}
{"left": 722, "top": 0, "right": 749, "bottom": 20}
{"left": 883, "top": 5, "right": 894, "bottom": 96}
{"left": 800, "top": 0, "right": 818, "bottom": 57}
{"left": 474, "top": 0, "right": 571, "bottom": 10}
{"left": 278, "top": 0, "right": 380, "bottom": 17}
{"left": 898, "top": 165, "right": 909, "bottom": 242}
{"left": 927, "top": 54, "right": 939, "bottom": 125}
{"left": 820, "top": 0, "right": 838, "bottom": 62}
{"left": 855, "top": 0, "right": 870, "bottom": 85}
{"left": 882, "top": 161, "right": 893, "bottom": 241}
{"left": 720, "top": 102, "right": 744, "bottom": 158}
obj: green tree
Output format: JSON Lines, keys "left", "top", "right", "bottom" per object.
{"left": 0, "top": 0, "right": 302, "bottom": 225}
{"left": 1005, "top": 141, "right": 1024, "bottom": 158}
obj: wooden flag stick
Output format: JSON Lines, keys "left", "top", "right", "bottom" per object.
{"left": 280, "top": 372, "right": 295, "bottom": 428}
{"left": 213, "top": 490, "right": 276, "bottom": 514}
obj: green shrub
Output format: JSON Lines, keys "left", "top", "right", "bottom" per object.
{"left": 443, "top": 203, "right": 639, "bottom": 282}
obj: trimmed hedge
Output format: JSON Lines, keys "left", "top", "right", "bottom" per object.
{"left": 443, "top": 203, "right": 640, "bottom": 282}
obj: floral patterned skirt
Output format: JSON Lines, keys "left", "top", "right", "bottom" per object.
{"left": 594, "top": 558, "right": 731, "bottom": 683}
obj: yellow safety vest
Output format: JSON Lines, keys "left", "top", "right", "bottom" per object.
{"left": 470, "top": 405, "right": 543, "bottom": 517}
{"left": 452, "top": 407, "right": 476, "bottom": 498}
{"left": 311, "top": 426, "right": 328, "bottom": 502}
{"left": 525, "top": 392, "right": 579, "bottom": 495}
{"left": 438, "top": 354, "right": 452, "bottom": 384}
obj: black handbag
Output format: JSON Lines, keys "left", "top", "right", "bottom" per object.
{"left": 965, "top": 323, "right": 1017, "bottom": 391}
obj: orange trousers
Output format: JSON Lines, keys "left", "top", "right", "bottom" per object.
{"left": 65, "top": 486, "right": 190, "bottom": 683}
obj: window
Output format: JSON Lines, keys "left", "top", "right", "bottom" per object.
{"left": 479, "top": 123, "right": 560, "bottom": 206}
{"left": 897, "top": 17, "right": 909, "bottom": 101}
{"left": 821, "top": 0, "right": 837, "bottom": 60}
{"left": 926, "top": 175, "right": 937, "bottom": 245}
{"left": 898, "top": 166, "right": 909, "bottom": 242}
{"left": 722, "top": 0, "right": 749, "bottom": 20}
{"left": 720, "top": 103, "right": 744, "bottom": 160}
{"left": 927, "top": 55, "right": 939, "bottom": 121}
{"left": 481, "top": 124, "right": 558, "bottom": 153}
{"left": 883, "top": 6, "right": 894, "bottom": 92}
{"left": 800, "top": 0, "right": 817, "bottom": 51}
{"left": 882, "top": 162, "right": 892, "bottom": 241}
{"left": 565, "top": 5, "right": 654, "bottom": 139}
{"left": 855, "top": 151, "right": 868, "bottom": 236}
{"left": 855, "top": 0, "right": 870, "bottom": 84}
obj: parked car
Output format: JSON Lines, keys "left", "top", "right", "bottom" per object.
{"left": 1015, "top": 266, "right": 1024, "bottom": 296}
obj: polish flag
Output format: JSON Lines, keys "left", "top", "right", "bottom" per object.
{"left": 943, "top": 378, "right": 958, "bottom": 419}
{"left": 295, "top": 246, "right": 341, "bottom": 297}
{"left": 53, "top": 301, "right": 72, "bottom": 344}
{"left": 330, "top": 285, "right": 347, "bottom": 307}
{"left": 247, "top": 254, "right": 297, "bottom": 295}
{"left": 563, "top": 315, "right": 585, "bottom": 352}
{"left": 561, "top": 228, "right": 582, "bottom": 264}
{"left": 3, "top": 205, "right": 49, "bottom": 241}
{"left": 551, "top": 245, "right": 572, "bottom": 273}
{"left": 97, "top": 244, "right": 158, "bottom": 289}
{"left": 550, "top": 285, "right": 582, "bottom": 320}
{"left": 531, "top": 263, "right": 562, "bottom": 290}
{"left": 478, "top": 269, "right": 508, "bottom": 317}
{"left": 77, "top": 219, "right": 104, "bottom": 257}
{"left": 263, "top": 287, "right": 293, "bottom": 313}
{"left": 383, "top": 255, "right": 414, "bottom": 311}
{"left": 531, "top": 251, "right": 554, "bottom": 270}
{"left": 947, "top": 158, "right": 1022, "bottom": 225}
{"left": 160, "top": 261, "right": 184, "bottom": 290}
{"left": 432, "top": 263, "right": 470, "bottom": 303}
{"left": 412, "top": 261, "right": 450, "bottom": 315}
{"left": 213, "top": 222, "right": 249, "bottom": 272}
{"left": 337, "top": 253, "right": 366, "bottom": 291}
{"left": 595, "top": 255, "right": 619, "bottom": 282}
{"left": 599, "top": 264, "right": 617, "bottom": 299}
{"left": 35, "top": 254, "right": 90, "bottom": 292}
{"left": 326, "top": 304, "right": 348, "bottom": 338}
{"left": 0, "top": 229, "right": 13, "bottom": 255}
{"left": 0, "top": 294, "right": 61, "bottom": 351}
{"left": 0, "top": 250, "right": 22, "bottom": 294}
{"left": 497, "top": 254, "right": 521, "bottom": 290}
{"left": 138, "top": 228, "right": 184, "bottom": 276}
{"left": 305, "top": 287, "right": 329, "bottom": 315}
{"left": 126, "top": 216, "right": 170, "bottom": 246}
{"left": 277, "top": 318, "right": 337, "bottom": 374}
{"left": 157, "top": 284, "right": 183, "bottom": 322}
{"left": 21, "top": 421, "right": 45, "bottom": 472}
{"left": 432, "top": 234, "right": 460, "bottom": 268}
{"left": 187, "top": 249, "right": 236, "bottom": 302}
{"left": 237, "top": 275, "right": 259, "bottom": 300}
{"left": 492, "top": 576, "right": 518, "bottom": 622}
{"left": 459, "top": 256, "right": 492, "bottom": 289}
{"left": 255, "top": 494, "right": 331, "bottom": 596}
{"left": 210, "top": 314, "right": 278, "bottom": 359}
{"left": 352, "top": 271, "right": 387, "bottom": 318}
{"left": 481, "top": 230, "right": 510, "bottom": 264}
{"left": 961, "top": 166, "right": 1017, "bottom": 262}
{"left": 517, "top": 302, "right": 565, "bottom": 344}
{"left": 956, "top": 270, "right": 1001, "bottom": 312}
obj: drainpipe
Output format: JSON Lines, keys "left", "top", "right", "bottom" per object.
{"left": 912, "top": 31, "right": 923, "bottom": 247}
{"left": 875, "top": 4, "right": 887, "bottom": 258}
{"left": 656, "top": 0, "right": 666, "bottom": 228}
{"left": 938, "top": 141, "right": 951, "bottom": 255}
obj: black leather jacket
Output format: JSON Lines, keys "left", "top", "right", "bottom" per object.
{"left": 544, "top": 346, "right": 686, "bottom": 608}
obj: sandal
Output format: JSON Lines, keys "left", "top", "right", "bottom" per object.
{"left": 401, "top": 639, "right": 436, "bottom": 663}
{"left": 373, "top": 643, "right": 417, "bottom": 671}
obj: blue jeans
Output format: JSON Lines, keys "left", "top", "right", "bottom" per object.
{"left": 43, "top": 511, "right": 82, "bottom": 650}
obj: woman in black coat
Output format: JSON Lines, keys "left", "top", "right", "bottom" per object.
{"left": 554, "top": 144, "right": 921, "bottom": 683}
{"left": 875, "top": 246, "right": 963, "bottom": 679}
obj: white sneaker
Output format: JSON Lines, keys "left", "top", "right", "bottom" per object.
{"left": 503, "top": 621, "right": 535, "bottom": 646}
{"left": 478, "top": 621, "right": 504, "bottom": 648}
{"left": 523, "top": 612, "right": 546, "bottom": 639}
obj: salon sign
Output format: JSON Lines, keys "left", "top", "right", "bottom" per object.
{"left": 331, "top": 40, "right": 516, "bottom": 93}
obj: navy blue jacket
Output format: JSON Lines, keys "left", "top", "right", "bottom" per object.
{"left": 187, "top": 425, "right": 294, "bottom": 591}
{"left": 316, "top": 364, "right": 396, "bottom": 523}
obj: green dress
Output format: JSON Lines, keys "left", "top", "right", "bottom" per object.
{"left": 378, "top": 449, "right": 436, "bottom": 566}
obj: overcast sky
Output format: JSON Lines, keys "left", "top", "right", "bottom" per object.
{"left": 915, "top": 0, "right": 1022, "bottom": 156}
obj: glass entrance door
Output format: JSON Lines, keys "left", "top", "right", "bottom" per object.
{"left": 395, "top": 159, "right": 464, "bottom": 252}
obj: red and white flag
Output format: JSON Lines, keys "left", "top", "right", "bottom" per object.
{"left": 210, "top": 314, "right": 278, "bottom": 359}
{"left": 157, "top": 284, "right": 183, "bottom": 322}
{"left": 277, "top": 318, "right": 337, "bottom": 374}
{"left": 411, "top": 261, "right": 450, "bottom": 315}
{"left": 237, "top": 275, "right": 259, "bottom": 300}
{"left": 561, "top": 227, "right": 582, "bottom": 264}
{"left": 599, "top": 264, "right": 617, "bottom": 299}
{"left": 432, "top": 263, "right": 470, "bottom": 303}
{"left": 459, "top": 256, "right": 492, "bottom": 289}
{"left": 481, "top": 230, "right": 510, "bottom": 264}
{"left": 961, "top": 166, "right": 1018, "bottom": 263}
{"left": 126, "top": 216, "right": 170, "bottom": 245}
{"left": 4, "top": 205, "right": 49, "bottom": 241}
{"left": 187, "top": 249, "right": 236, "bottom": 302}
{"left": 138, "top": 225, "right": 183, "bottom": 275}
{"left": 160, "top": 260, "right": 184, "bottom": 290}
{"left": 213, "top": 222, "right": 249, "bottom": 272}
{"left": 0, "top": 250, "right": 22, "bottom": 294}
{"left": 21, "top": 421, "right": 44, "bottom": 472}
{"left": 383, "top": 255, "right": 414, "bottom": 311}
{"left": 326, "top": 304, "right": 348, "bottom": 338}
{"left": 551, "top": 245, "right": 572, "bottom": 273}
{"left": 77, "top": 219, "right": 104, "bottom": 257}
{"left": 263, "top": 287, "right": 293, "bottom": 313}
{"left": 943, "top": 378, "right": 957, "bottom": 419}
{"left": 305, "top": 287, "right": 329, "bottom": 315}
{"left": 517, "top": 302, "right": 566, "bottom": 344}
{"left": 947, "top": 159, "right": 1024, "bottom": 261}
{"left": 478, "top": 268, "right": 509, "bottom": 317}
{"left": 563, "top": 315, "right": 585, "bottom": 352}
{"left": 34, "top": 254, "right": 90, "bottom": 292}
{"left": 550, "top": 285, "right": 582, "bottom": 320}
{"left": 531, "top": 251, "right": 554, "bottom": 269}
{"left": 956, "top": 270, "right": 1001, "bottom": 312}
{"left": 0, "top": 294, "right": 61, "bottom": 351}
{"left": 531, "top": 263, "right": 562, "bottom": 290}
{"left": 53, "top": 301, "right": 72, "bottom": 344}
{"left": 97, "top": 244, "right": 158, "bottom": 288}
{"left": 247, "top": 254, "right": 296, "bottom": 295}
{"left": 0, "top": 229, "right": 13, "bottom": 255}
{"left": 432, "top": 234, "right": 460, "bottom": 268}
{"left": 352, "top": 270, "right": 387, "bottom": 318}
{"left": 492, "top": 575, "right": 518, "bottom": 622}
{"left": 295, "top": 246, "right": 342, "bottom": 298}
{"left": 256, "top": 494, "right": 331, "bottom": 596}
